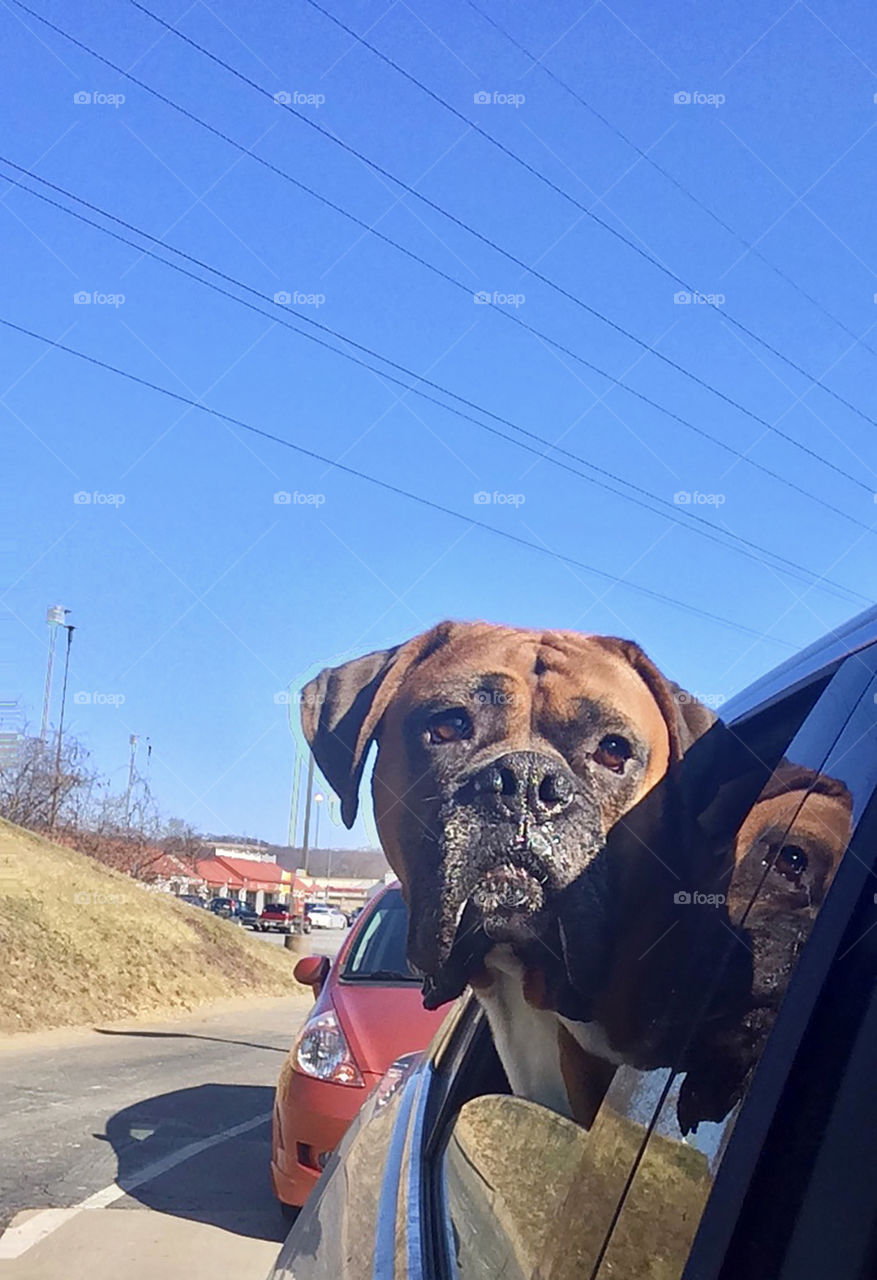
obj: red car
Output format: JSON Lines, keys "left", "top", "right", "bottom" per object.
{"left": 271, "top": 882, "right": 445, "bottom": 1214}
{"left": 259, "top": 902, "right": 310, "bottom": 934}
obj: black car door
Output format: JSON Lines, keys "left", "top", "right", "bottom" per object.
{"left": 419, "top": 646, "right": 877, "bottom": 1280}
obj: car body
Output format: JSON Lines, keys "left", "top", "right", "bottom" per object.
{"left": 176, "top": 893, "right": 206, "bottom": 909}
{"left": 207, "top": 896, "right": 237, "bottom": 917}
{"left": 231, "top": 902, "right": 259, "bottom": 927}
{"left": 259, "top": 902, "right": 310, "bottom": 934}
{"left": 271, "top": 605, "right": 877, "bottom": 1280}
{"left": 306, "top": 904, "right": 348, "bottom": 930}
{"left": 270, "top": 883, "right": 446, "bottom": 1213}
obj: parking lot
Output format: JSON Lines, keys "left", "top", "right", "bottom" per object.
{"left": 252, "top": 924, "right": 349, "bottom": 958}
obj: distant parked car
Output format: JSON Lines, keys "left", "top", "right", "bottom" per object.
{"left": 232, "top": 902, "right": 260, "bottom": 928}
{"left": 270, "top": 882, "right": 445, "bottom": 1216}
{"left": 176, "top": 893, "right": 206, "bottom": 909}
{"left": 307, "top": 904, "right": 348, "bottom": 930}
{"left": 259, "top": 903, "right": 311, "bottom": 934}
{"left": 208, "top": 896, "right": 237, "bottom": 918}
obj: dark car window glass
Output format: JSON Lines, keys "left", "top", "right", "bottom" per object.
{"left": 438, "top": 663, "right": 861, "bottom": 1280}
{"left": 342, "top": 890, "right": 419, "bottom": 981}
{"left": 588, "top": 658, "right": 877, "bottom": 1280}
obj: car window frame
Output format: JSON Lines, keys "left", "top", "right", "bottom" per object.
{"left": 410, "top": 644, "right": 877, "bottom": 1280}
{"left": 677, "top": 651, "right": 877, "bottom": 1280}
{"left": 587, "top": 645, "right": 877, "bottom": 1280}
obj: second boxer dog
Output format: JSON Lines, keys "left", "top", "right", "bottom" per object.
{"left": 300, "top": 620, "right": 732, "bottom": 1123}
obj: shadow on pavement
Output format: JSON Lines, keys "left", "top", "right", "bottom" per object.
{"left": 104, "top": 1082, "right": 288, "bottom": 1242}
{"left": 94, "top": 1027, "right": 288, "bottom": 1054}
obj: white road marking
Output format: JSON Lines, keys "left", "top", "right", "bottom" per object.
{"left": 0, "top": 1110, "right": 272, "bottom": 1260}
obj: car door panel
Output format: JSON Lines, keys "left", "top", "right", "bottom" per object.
{"left": 589, "top": 654, "right": 877, "bottom": 1280}
{"left": 428, "top": 650, "right": 877, "bottom": 1280}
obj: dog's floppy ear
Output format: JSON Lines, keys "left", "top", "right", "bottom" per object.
{"left": 594, "top": 636, "right": 717, "bottom": 761}
{"left": 300, "top": 622, "right": 457, "bottom": 827}
{"left": 688, "top": 686, "right": 832, "bottom": 849}
{"left": 597, "top": 636, "right": 817, "bottom": 849}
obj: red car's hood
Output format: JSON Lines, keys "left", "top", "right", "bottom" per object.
{"left": 330, "top": 981, "right": 445, "bottom": 1078}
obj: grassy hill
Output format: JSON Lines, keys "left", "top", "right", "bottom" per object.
{"left": 0, "top": 818, "right": 306, "bottom": 1036}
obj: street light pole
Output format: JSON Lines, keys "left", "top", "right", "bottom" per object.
{"left": 313, "top": 792, "right": 325, "bottom": 898}
{"left": 301, "top": 753, "right": 315, "bottom": 875}
{"left": 288, "top": 756, "right": 302, "bottom": 849}
{"left": 48, "top": 623, "right": 75, "bottom": 832}
{"left": 124, "top": 734, "right": 139, "bottom": 826}
{"left": 40, "top": 605, "right": 68, "bottom": 742}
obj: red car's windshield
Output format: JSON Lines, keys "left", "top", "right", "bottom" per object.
{"left": 341, "top": 890, "right": 419, "bottom": 983}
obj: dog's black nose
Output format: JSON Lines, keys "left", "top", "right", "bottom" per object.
{"left": 469, "top": 751, "right": 576, "bottom": 822}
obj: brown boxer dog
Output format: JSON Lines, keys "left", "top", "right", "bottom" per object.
{"left": 300, "top": 620, "right": 727, "bottom": 1122}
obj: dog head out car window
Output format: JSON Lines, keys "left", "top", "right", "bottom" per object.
{"left": 300, "top": 620, "right": 721, "bottom": 1013}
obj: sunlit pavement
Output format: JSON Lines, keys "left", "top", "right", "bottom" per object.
{"left": 0, "top": 996, "right": 316, "bottom": 1280}
{"left": 253, "top": 924, "right": 349, "bottom": 958}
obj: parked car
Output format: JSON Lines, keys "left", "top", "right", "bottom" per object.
{"left": 176, "top": 893, "right": 206, "bottom": 909}
{"left": 270, "top": 882, "right": 446, "bottom": 1216}
{"left": 231, "top": 902, "right": 259, "bottom": 928}
{"left": 306, "top": 904, "right": 348, "bottom": 930}
{"left": 207, "top": 896, "right": 237, "bottom": 917}
{"left": 270, "top": 606, "right": 877, "bottom": 1279}
{"left": 259, "top": 902, "right": 310, "bottom": 934}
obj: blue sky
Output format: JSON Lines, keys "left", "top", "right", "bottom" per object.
{"left": 4, "top": 0, "right": 877, "bottom": 849}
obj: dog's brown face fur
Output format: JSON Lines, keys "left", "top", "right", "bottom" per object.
{"left": 301, "top": 621, "right": 714, "bottom": 1010}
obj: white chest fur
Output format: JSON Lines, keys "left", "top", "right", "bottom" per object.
{"left": 476, "top": 946, "right": 623, "bottom": 1120}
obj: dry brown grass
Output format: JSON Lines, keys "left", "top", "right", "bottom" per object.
{"left": 0, "top": 818, "right": 305, "bottom": 1035}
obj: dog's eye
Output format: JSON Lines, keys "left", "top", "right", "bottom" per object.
{"left": 767, "top": 843, "right": 808, "bottom": 884}
{"left": 593, "top": 735, "right": 632, "bottom": 773}
{"left": 427, "top": 709, "right": 472, "bottom": 745}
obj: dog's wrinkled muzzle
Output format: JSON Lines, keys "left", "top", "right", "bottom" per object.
{"left": 416, "top": 752, "right": 610, "bottom": 1010}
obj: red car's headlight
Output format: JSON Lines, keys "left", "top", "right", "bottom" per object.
{"left": 294, "top": 1008, "right": 365, "bottom": 1087}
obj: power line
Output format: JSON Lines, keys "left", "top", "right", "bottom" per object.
{"left": 0, "top": 312, "right": 798, "bottom": 647}
{"left": 1, "top": 158, "right": 870, "bottom": 607}
{"left": 4, "top": 153, "right": 872, "bottom": 542}
{"left": 465, "top": 0, "right": 877, "bottom": 363}
{"left": 12, "top": 1, "right": 874, "bottom": 499}
{"left": 285, "top": 0, "right": 877, "bottom": 433}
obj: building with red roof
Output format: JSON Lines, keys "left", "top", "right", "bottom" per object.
{"left": 194, "top": 855, "right": 316, "bottom": 912}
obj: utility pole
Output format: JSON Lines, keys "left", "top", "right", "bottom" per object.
{"left": 40, "top": 605, "right": 68, "bottom": 742}
{"left": 288, "top": 756, "right": 302, "bottom": 848}
{"left": 124, "top": 734, "right": 139, "bottom": 826}
{"left": 301, "top": 752, "right": 314, "bottom": 875}
{"left": 314, "top": 791, "right": 324, "bottom": 857}
{"left": 48, "top": 623, "right": 75, "bottom": 831}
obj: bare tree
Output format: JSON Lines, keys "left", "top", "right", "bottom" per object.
{"left": 0, "top": 730, "right": 205, "bottom": 883}
{"left": 158, "top": 818, "right": 204, "bottom": 872}
{"left": 0, "top": 731, "right": 97, "bottom": 830}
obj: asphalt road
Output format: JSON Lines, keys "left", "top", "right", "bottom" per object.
{"left": 0, "top": 927, "right": 350, "bottom": 1280}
